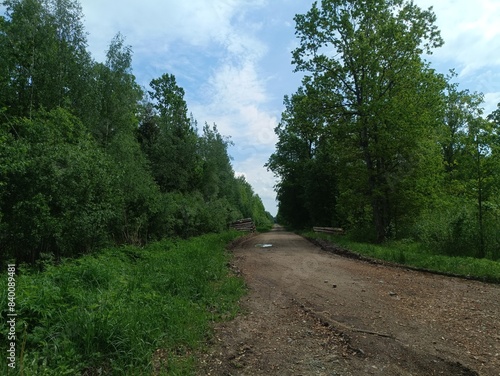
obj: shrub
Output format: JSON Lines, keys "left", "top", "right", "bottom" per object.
{"left": 0, "top": 232, "right": 245, "bottom": 374}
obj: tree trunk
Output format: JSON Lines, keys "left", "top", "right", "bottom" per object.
{"left": 362, "top": 125, "right": 389, "bottom": 243}
{"left": 476, "top": 141, "right": 485, "bottom": 258}
{"left": 371, "top": 186, "right": 388, "bottom": 243}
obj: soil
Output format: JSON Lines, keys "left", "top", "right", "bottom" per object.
{"left": 197, "top": 226, "right": 500, "bottom": 376}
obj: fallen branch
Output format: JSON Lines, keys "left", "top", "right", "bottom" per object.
{"left": 300, "top": 304, "right": 393, "bottom": 339}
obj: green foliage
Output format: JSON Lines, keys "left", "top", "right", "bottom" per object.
{"left": 198, "top": 122, "right": 235, "bottom": 201}
{"left": 415, "top": 200, "right": 481, "bottom": 257}
{"left": 270, "top": 0, "right": 446, "bottom": 241}
{"left": 0, "top": 0, "right": 271, "bottom": 265}
{"left": 304, "top": 232, "right": 500, "bottom": 283}
{"left": 0, "top": 108, "right": 117, "bottom": 263}
{"left": 90, "top": 33, "right": 143, "bottom": 147}
{"left": 106, "top": 132, "right": 161, "bottom": 245}
{"left": 270, "top": 0, "right": 500, "bottom": 261}
{"left": 1, "top": 0, "right": 92, "bottom": 118}
{"left": 0, "top": 232, "right": 246, "bottom": 375}
{"left": 234, "top": 176, "right": 273, "bottom": 228}
{"left": 150, "top": 192, "right": 239, "bottom": 239}
{"left": 142, "top": 73, "right": 200, "bottom": 193}
{"left": 267, "top": 88, "right": 338, "bottom": 229}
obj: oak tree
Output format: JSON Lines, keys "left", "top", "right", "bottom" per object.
{"left": 289, "top": 0, "right": 445, "bottom": 241}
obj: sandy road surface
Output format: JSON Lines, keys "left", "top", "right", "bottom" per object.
{"left": 198, "top": 226, "right": 500, "bottom": 375}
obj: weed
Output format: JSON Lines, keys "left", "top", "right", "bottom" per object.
{"left": 304, "top": 231, "right": 500, "bottom": 283}
{"left": 0, "top": 231, "right": 245, "bottom": 375}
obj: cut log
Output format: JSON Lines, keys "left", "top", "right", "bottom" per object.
{"left": 313, "top": 226, "right": 345, "bottom": 235}
{"left": 231, "top": 226, "right": 255, "bottom": 230}
{"left": 232, "top": 218, "right": 253, "bottom": 224}
{"left": 230, "top": 218, "right": 256, "bottom": 232}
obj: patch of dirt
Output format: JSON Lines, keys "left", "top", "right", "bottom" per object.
{"left": 197, "top": 226, "right": 500, "bottom": 375}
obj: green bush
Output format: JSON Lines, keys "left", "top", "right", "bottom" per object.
{"left": 415, "top": 200, "right": 481, "bottom": 257}
{"left": 0, "top": 108, "right": 118, "bottom": 264}
{"left": 0, "top": 231, "right": 245, "bottom": 375}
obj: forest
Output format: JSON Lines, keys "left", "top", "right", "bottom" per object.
{"left": 0, "top": 0, "right": 499, "bottom": 373}
{"left": 267, "top": 0, "right": 500, "bottom": 261}
{"left": 0, "top": 0, "right": 273, "bottom": 266}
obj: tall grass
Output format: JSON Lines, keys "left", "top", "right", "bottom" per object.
{"left": 304, "top": 232, "right": 500, "bottom": 283}
{"left": 0, "top": 231, "right": 245, "bottom": 375}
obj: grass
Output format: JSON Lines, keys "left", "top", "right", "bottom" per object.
{"left": 0, "top": 231, "right": 246, "bottom": 375}
{"left": 303, "top": 231, "right": 500, "bottom": 284}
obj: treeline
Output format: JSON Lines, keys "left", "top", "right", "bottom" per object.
{"left": 0, "top": 0, "right": 272, "bottom": 265}
{"left": 267, "top": 0, "right": 500, "bottom": 260}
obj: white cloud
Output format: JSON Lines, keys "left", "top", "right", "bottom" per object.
{"left": 82, "top": 0, "right": 265, "bottom": 63}
{"left": 484, "top": 92, "right": 500, "bottom": 115}
{"left": 193, "top": 58, "right": 278, "bottom": 148}
{"left": 415, "top": 0, "right": 500, "bottom": 74}
{"left": 414, "top": 0, "right": 500, "bottom": 117}
{"left": 240, "top": 105, "right": 278, "bottom": 146}
{"left": 208, "top": 62, "right": 267, "bottom": 107}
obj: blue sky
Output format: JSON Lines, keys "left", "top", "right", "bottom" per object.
{"left": 55, "top": 1, "right": 500, "bottom": 215}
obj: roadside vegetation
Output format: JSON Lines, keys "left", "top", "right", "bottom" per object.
{"left": 0, "top": 1, "right": 270, "bottom": 374}
{"left": 304, "top": 232, "right": 500, "bottom": 284}
{"left": 268, "top": 0, "right": 500, "bottom": 263}
{"left": 0, "top": 231, "right": 246, "bottom": 375}
{"left": 0, "top": 0, "right": 273, "bottom": 268}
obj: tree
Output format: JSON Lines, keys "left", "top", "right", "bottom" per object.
{"left": 234, "top": 176, "right": 271, "bottom": 227}
{"left": 142, "top": 73, "right": 201, "bottom": 192}
{"left": 267, "top": 87, "right": 337, "bottom": 228}
{"left": 438, "top": 81, "right": 487, "bottom": 256}
{"left": 89, "top": 35, "right": 160, "bottom": 245}
{"left": 486, "top": 104, "right": 500, "bottom": 257}
{"left": 287, "top": 0, "right": 445, "bottom": 241}
{"left": 1, "top": 0, "right": 92, "bottom": 118}
{"left": 44, "top": 0, "right": 92, "bottom": 112}
{"left": 0, "top": 13, "right": 11, "bottom": 109}
{"left": 0, "top": 108, "right": 117, "bottom": 263}
{"left": 417, "top": 84, "right": 500, "bottom": 259}
{"left": 198, "top": 122, "right": 235, "bottom": 201}
{"left": 439, "top": 73, "right": 484, "bottom": 176}
{"left": 0, "top": 1, "right": 273, "bottom": 265}
{"left": 1, "top": 0, "right": 51, "bottom": 117}
{"left": 106, "top": 131, "right": 161, "bottom": 245}
{"left": 91, "top": 33, "right": 143, "bottom": 147}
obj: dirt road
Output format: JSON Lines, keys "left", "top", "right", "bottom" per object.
{"left": 198, "top": 226, "right": 500, "bottom": 375}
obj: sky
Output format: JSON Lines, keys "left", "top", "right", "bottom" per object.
{"left": 79, "top": 1, "right": 499, "bottom": 215}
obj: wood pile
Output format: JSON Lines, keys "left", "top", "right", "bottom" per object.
{"left": 313, "top": 226, "right": 345, "bottom": 235}
{"left": 230, "top": 218, "right": 256, "bottom": 232}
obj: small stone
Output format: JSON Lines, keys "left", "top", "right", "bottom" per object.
{"left": 332, "top": 284, "right": 337, "bottom": 288}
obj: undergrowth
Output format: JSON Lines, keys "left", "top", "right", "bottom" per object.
{"left": 0, "top": 231, "right": 245, "bottom": 375}
{"left": 303, "top": 232, "right": 500, "bottom": 283}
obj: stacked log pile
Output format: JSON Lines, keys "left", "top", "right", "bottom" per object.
{"left": 313, "top": 226, "right": 345, "bottom": 235}
{"left": 230, "top": 218, "right": 256, "bottom": 232}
